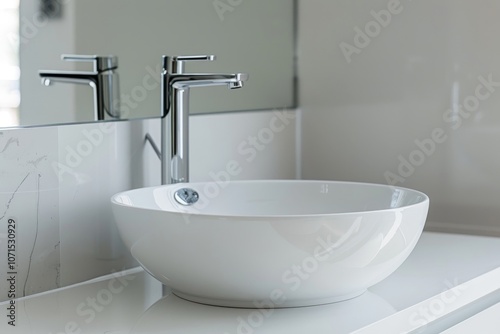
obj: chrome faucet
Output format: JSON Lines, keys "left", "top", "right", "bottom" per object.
{"left": 39, "top": 54, "right": 120, "bottom": 120}
{"left": 146, "top": 55, "right": 249, "bottom": 185}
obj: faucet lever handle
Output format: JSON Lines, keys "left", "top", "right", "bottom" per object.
{"left": 61, "top": 54, "right": 118, "bottom": 72}
{"left": 167, "top": 55, "right": 216, "bottom": 73}
{"left": 174, "top": 55, "right": 216, "bottom": 62}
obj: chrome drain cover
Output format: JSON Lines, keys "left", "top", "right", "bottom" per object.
{"left": 174, "top": 188, "right": 199, "bottom": 206}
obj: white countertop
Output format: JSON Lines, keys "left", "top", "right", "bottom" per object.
{"left": 442, "top": 302, "right": 500, "bottom": 334}
{"left": 3, "top": 232, "right": 500, "bottom": 333}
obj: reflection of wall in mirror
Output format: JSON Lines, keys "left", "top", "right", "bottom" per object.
{"left": 20, "top": 0, "right": 77, "bottom": 126}
{"left": 18, "top": 0, "right": 295, "bottom": 127}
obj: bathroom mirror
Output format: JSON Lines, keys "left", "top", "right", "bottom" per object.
{"left": 0, "top": 0, "right": 295, "bottom": 128}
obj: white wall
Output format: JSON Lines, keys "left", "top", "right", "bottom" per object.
{"left": 299, "top": 0, "right": 500, "bottom": 236}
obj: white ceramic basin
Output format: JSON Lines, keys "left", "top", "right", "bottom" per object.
{"left": 111, "top": 180, "right": 429, "bottom": 308}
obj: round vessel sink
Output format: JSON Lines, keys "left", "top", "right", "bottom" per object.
{"left": 111, "top": 180, "right": 429, "bottom": 308}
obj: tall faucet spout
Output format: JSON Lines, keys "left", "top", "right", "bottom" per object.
{"left": 159, "top": 54, "right": 249, "bottom": 185}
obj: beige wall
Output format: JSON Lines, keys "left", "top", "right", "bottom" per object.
{"left": 299, "top": 0, "right": 500, "bottom": 236}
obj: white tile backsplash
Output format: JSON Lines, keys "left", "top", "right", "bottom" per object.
{"left": 57, "top": 122, "right": 136, "bottom": 287}
{"left": 0, "top": 127, "right": 61, "bottom": 299}
{"left": 0, "top": 122, "right": 137, "bottom": 302}
{"left": 142, "top": 110, "right": 299, "bottom": 186}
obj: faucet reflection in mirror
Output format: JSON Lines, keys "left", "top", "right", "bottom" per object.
{"left": 39, "top": 55, "right": 121, "bottom": 121}
{"left": 146, "top": 54, "right": 249, "bottom": 185}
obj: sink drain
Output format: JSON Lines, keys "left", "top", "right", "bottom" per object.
{"left": 174, "top": 188, "right": 199, "bottom": 206}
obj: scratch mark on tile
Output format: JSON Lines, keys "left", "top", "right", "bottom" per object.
{"left": 23, "top": 174, "right": 42, "bottom": 297}
{"left": 28, "top": 155, "right": 48, "bottom": 168}
{"left": 54, "top": 241, "right": 61, "bottom": 287}
{"left": 0, "top": 137, "right": 20, "bottom": 153}
{"left": 0, "top": 173, "right": 30, "bottom": 222}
